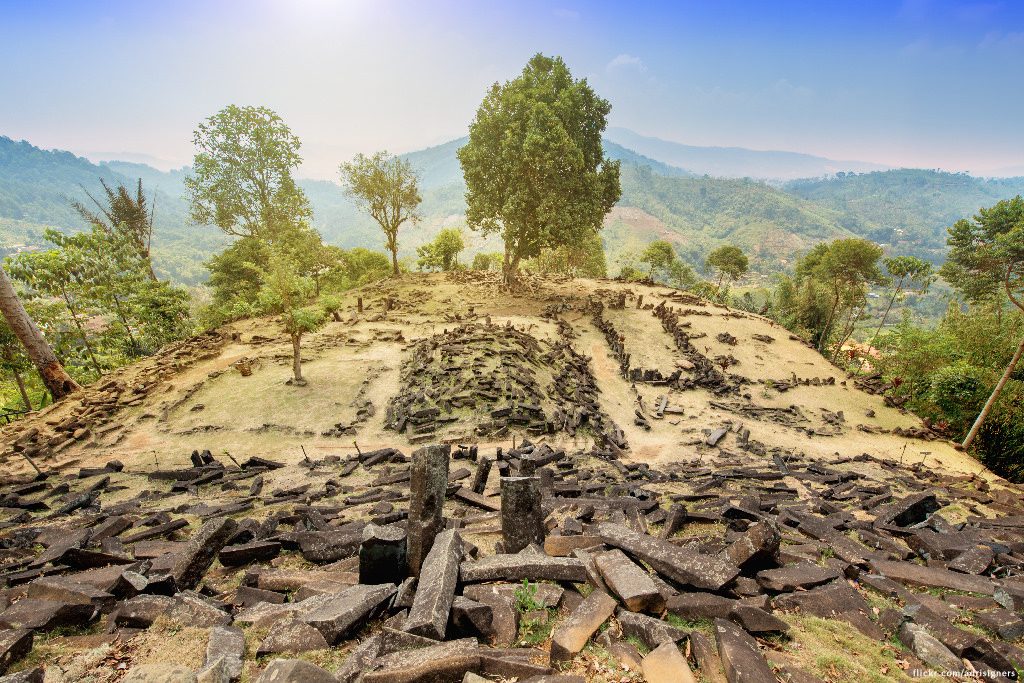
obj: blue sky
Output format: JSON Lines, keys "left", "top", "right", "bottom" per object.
{"left": 1, "top": 0, "right": 1021, "bottom": 178}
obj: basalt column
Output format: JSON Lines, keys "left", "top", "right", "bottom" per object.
{"left": 500, "top": 476, "right": 543, "bottom": 553}
{"left": 407, "top": 443, "right": 450, "bottom": 576}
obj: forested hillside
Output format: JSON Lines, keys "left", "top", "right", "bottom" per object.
{"left": 3, "top": 134, "right": 1024, "bottom": 284}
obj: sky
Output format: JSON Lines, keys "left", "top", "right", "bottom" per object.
{"left": 1, "top": 0, "right": 1022, "bottom": 179}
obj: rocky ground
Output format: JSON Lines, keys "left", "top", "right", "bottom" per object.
{"left": 0, "top": 272, "right": 1017, "bottom": 683}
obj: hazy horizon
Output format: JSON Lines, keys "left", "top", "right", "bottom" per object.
{"left": 2, "top": 0, "right": 1023, "bottom": 179}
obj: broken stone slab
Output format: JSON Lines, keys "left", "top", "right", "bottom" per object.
{"left": 257, "top": 619, "right": 329, "bottom": 655}
{"left": 550, "top": 590, "right": 617, "bottom": 662}
{"left": 358, "top": 524, "right": 407, "bottom": 586}
{"left": 25, "top": 576, "right": 115, "bottom": 612}
{"left": 300, "top": 583, "right": 397, "bottom": 644}
{"left": 869, "top": 559, "right": 996, "bottom": 595}
{"left": 724, "top": 520, "right": 780, "bottom": 571}
{"left": 947, "top": 545, "right": 994, "bottom": 575}
{"left": 201, "top": 625, "right": 244, "bottom": 681}
{"left": 594, "top": 523, "right": 739, "bottom": 591}
{"left": 642, "top": 641, "right": 698, "bottom": 683}
{"left": 756, "top": 563, "right": 841, "bottom": 593}
{"left": 898, "top": 622, "right": 962, "bottom": 673}
{"left": 166, "top": 594, "right": 233, "bottom": 628}
{"left": 218, "top": 541, "right": 281, "bottom": 567}
{"left": 404, "top": 529, "right": 463, "bottom": 640}
{"left": 976, "top": 608, "right": 1024, "bottom": 641}
{"left": 362, "top": 638, "right": 480, "bottom": 683}
{"left": 460, "top": 586, "right": 518, "bottom": 647}
{"left": 543, "top": 535, "right": 602, "bottom": 557}
{"left": 727, "top": 605, "right": 789, "bottom": 634}
{"left": 873, "top": 491, "right": 940, "bottom": 528}
{"left": 0, "top": 599, "right": 94, "bottom": 631}
{"left": 170, "top": 518, "right": 238, "bottom": 590}
{"left": 500, "top": 477, "right": 544, "bottom": 553}
{"left": 407, "top": 444, "right": 450, "bottom": 577}
{"left": 297, "top": 529, "right": 364, "bottom": 564}
{"left": 334, "top": 632, "right": 382, "bottom": 683}
{"left": 0, "top": 629, "right": 32, "bottom": 675}
{"left": 254, "top": 659, "right": 337, "bottom": 683}
{"left": 593, "top": 549, "right": 664, "bottom": 613}
{"left": 713, "top": 618, "right": 776, "bottom": 683}
{"left": 666, "top": 593, "right": 737, "bottom": 620}
{"left": 772, "top": 582, "right": 882, "bottom": 640}
{"left": 460, "top": 548, "right": 586, "bottom": 583}
{"left": 450, "top": 596, "right": 493, "bottom": 639}
{"left": 616, "top": 609, "right": 687, "bottom": 650}
{"left": 689, "top": 631, "right": 728, "bottom": 683}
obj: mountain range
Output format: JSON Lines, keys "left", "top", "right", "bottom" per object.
{"left": 2, "top": 131, "right": 1023, "bottom": 285}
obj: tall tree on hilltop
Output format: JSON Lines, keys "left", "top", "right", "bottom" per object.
{"left": 72, "top": 178, "right": 159, "bottom": 281}
{"left": 258, "top": 252, "right": 326, "bottom": 386}
{"left": 339, "top": 151, "right": 421, "bottom": 277}
{"left": 458, "top": 53, "right": 621, "bottom": 285}
{"left": 941, "top": 197, "right": 1024, "bottom": 449}
{"left": 186, "top": 105, "right": 311, "bottom": 241}
{"left": 0, "top": 267, "right": 80, "bottom": 400}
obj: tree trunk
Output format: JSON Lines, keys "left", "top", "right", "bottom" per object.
{"left": 868, "top": 280, "right": 903, "bottom": 353}
{"left": 0, "top": 269, "right": 80, "bottom": 400}
{"left": 291, "top": 333, "right": 303, "bottom": 384}
{"left": 963, "top": 271, "right": 1024, "bottom": 450}
{"left": 819, "top": 290, "right": 841, "bottom": 353}
{"left": 963, "top": 335, "right": 1024, "bottom": 450}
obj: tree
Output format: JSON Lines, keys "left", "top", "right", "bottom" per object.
{"left": 186, "top": 105, "right": 311, "bottom": 240}
{"left": 0, "top": 266, "right": 80, "bottom": 400}
{"left": 72, "top": 178, "right": 158, "bottom": 281}
{"left": 258, "top": 253, "right": 326, "bottom": 386}
{"left": 640, "top": 241, "right": 676, "bottom": 279}
{"left": 0, "top": 319, "right": 32, "bottom": 410}
{"left": 416, "top": 228, "right": 465, "bottom": 272}
{"left": 868, "top": 255, "right": 933, "bottom": 350}
{"left": 458, "top": 53, "right": 621, "bottom": 284}
{"left": 941, "top": 197, "right": 1024, "bottom": 449}
{"left": 339, "top": 151, "right": 421, "bottom": 276}
{"left": 706, "top": 245, "right": 749, "bottom": 288}
{"left": 533, "top": 232, "right": 608, "bottom": 278}
{"left": 472, "top": 252, "right": 504, "bottom": 272}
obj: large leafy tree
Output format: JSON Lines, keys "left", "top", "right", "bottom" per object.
{"left": 0, "top": 266, "right": 80, "bottom": 400}
{"left": 339, "top": 151, "right": 421, "bottom": 276}
{"left": 458, "top": 53, "right": 621, "bottom": 284}
{"left": 706, "top": 245, "right": 749, "bottom": 288}
{"left": 186, "top": 105, "right": 311, "bottom": 240}
{"left": 941, "top": 197, "right": 1024, "bottom": 449}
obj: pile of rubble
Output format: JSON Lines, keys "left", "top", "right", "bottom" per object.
{"left": 0, "top": 433, "right": 1022, "bottom": 682}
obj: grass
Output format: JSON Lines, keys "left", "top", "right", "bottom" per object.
{"left": 517, "top": 608, "right": 556, "bottom": 647}
{"left": 665, "top": 613, "right": 715, "bottom": 636}
{"left": 780, "top": 614, "right": 945, "bottom": 683}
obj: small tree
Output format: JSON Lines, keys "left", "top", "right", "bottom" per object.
{"left": 186, "top": 105, "right": 311, "bottom": 240}
{"left": 941, "top": 197, "right": 1024, "bottom": 449}
{"left": 258, "top": 254, "right": 326, "bottom": 386}
{"left": 640, "top": 241, "right": 676, "bottom": 279}
{"left": 868, "top": 255, "right": 933, "bottom": 350}
{"left": 73, "top": 178, "right": 159, "bottom": 281}
{"left": 416, "top": 228, "right": 465, "bottom": 272}
{"left": 459, "top": 53, "right": 621, "bottom": 284}
{"left": 339, "top": 151, "right": 422, "bottom": 277}
{"left": 706, "top": 245, "right": 749, "bottom": 288}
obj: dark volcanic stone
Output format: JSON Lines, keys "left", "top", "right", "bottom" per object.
{"left": 358, "top": 524, "right": 408, "bottom": 585}
{"left": 714, "top": 618, "right": 776, "bottom": 683}
{"left": 170, "top": 517, "right": 238, "bottom": 590}
{"left": 404, "top": 529, "right": 462, "bottom": 640}
{"left": 500, "top": 477, "right": 544, "bottom": 553}
{"left": 219, "top": 541, "right": 281, "bottom": 567}
{"left": 407, "top": 444, "right": 450, "bottom": 577}
{"left": 756, "top": 563, "right": 841, "bottom": 592}
{"left": 0, "top": 629, "right": 32, "bottom": 675}
{"left": 593, "top": 549, "right": 664, "bottom": 613}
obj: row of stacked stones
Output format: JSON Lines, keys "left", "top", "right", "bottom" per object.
{"left": 0, "top": 438, "right": 1023, "bottom": 681}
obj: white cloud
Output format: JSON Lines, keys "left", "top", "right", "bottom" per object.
{"left": 606, "top": 53, "right": 646, "bottom": 73}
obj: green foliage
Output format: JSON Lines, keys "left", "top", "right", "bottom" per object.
{"left": 513, "top": 579, "right": 543, "bottom": 614}
{"left": 471, "top": 252, "right": 503, "bottom": 272}
{"left": 416, "top": 228, "right": 465, "bottom": 272}
{"left": 705, "top": 244, "right": 749, "bottom": 286}
{"left": 640, "top": 241, "right": 676, "bottom": 277}
{"left": 637, "top": 240, "right": 696, "bottom": 289}
{"left": 186, "top": 105, "right": 311, "bottom": 240}
{"left": 339, "top": 151, "right": 422, "bottom": 276}
{"left": 458, "top": 53, "right": 621, "bottom": 280}
{"left": 941, "top": 196, "right": 1024, "bottom": 307}
{"left": 771, "top": 238, "right": 885, "bottom": 353}
{"left": 530, "top": 231, "right": 608, "bottom": 278}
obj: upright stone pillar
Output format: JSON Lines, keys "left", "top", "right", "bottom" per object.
{"left": 407, "top": 444, "right": 450, "bottom": 576}
{"left": 500, "top": 476, "right": 544, "bottom": 553}
{"left": 359, "top": 524, "right": 407, "bottom": 585}
{"left": 470, "top": 457, "right": 492, "bottom": 495}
